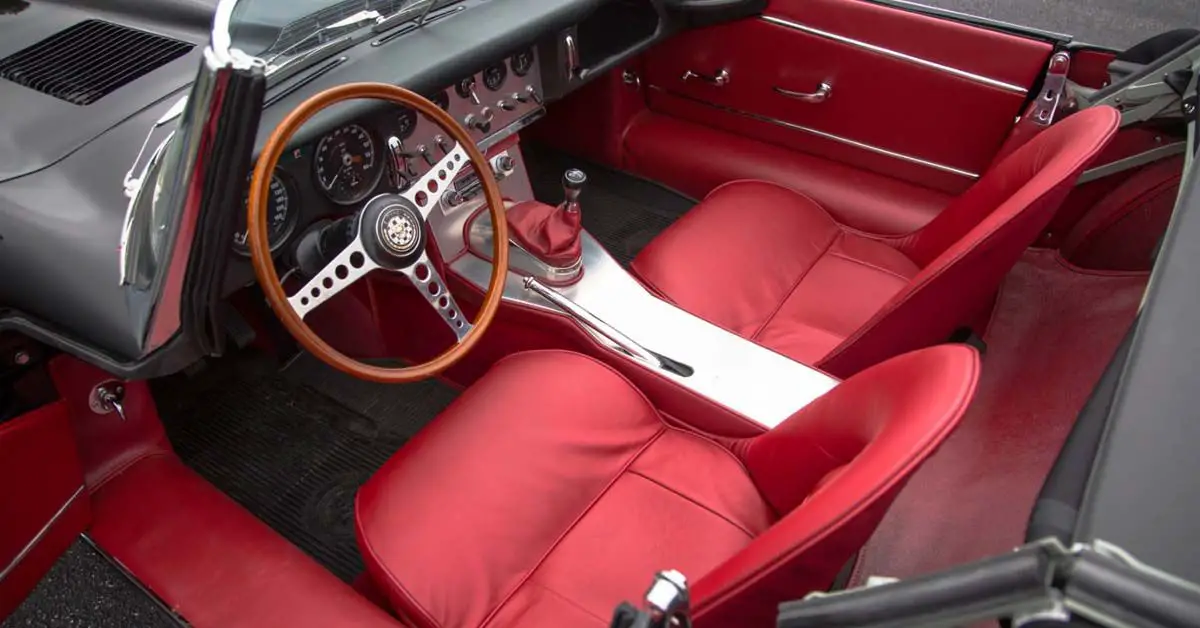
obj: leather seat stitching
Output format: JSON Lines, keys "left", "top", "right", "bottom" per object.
{"left": 626, "top": 470, "right": 760, "bottom": 539}
{"left": 520, "top": 582, "right": 610, "bottom": 623}
{"left": 825, "top": 251, "right": 915, "bottom": 282}
{"left": 750, "top": 231, "right": 840, "bottom": 342}
{"left": 355, "top": 497, "right": 442, "bottom": 628}
{"left": 479, "top": 428, "right": 668, "bottom": 628}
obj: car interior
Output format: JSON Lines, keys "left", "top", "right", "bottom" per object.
{"left": 1, "top": 0, "right": 1197, "bottom": 625}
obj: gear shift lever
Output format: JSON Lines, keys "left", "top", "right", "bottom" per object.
{"left": 502, "top": 168, "right": 585, "bottom": 275}
{"left": 562, "top": 168, "right": 586, "bottom": 214}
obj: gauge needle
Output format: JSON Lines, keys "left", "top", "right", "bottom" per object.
{"left": 327, "top": 166, "right": 345, "bottom": 189}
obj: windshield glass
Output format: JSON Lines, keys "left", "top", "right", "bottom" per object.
{"left": 225, "top": 0, "right": 458, "bottom": 61}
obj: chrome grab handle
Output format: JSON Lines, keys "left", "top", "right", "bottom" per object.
{"left": 682, "top": 68, "right": 730, "bottom": 87}
{"left": 774, "top": 81, "right": 833, "bottom": 103}
{"left": 564, "top": 33, "right": 580, "bottom": 78}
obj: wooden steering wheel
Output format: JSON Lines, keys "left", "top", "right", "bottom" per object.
{"left": 247, "top": 82, "right": 509, "bottom": 383}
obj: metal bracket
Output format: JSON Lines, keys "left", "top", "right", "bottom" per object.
{"left": 1032, "top": 52, "right": 1072, "bottom": 126}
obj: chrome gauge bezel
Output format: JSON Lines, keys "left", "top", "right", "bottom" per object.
{"left": 234, "top": 168, "right": 298, "bottom": 257}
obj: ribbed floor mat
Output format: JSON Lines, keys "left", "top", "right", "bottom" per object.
{"left": 4, "top": 539, "right": 180, "bottom": 627}
{"left": 523, "top": 144, "right": 695, "bottom": 265}
{"left": 154, "top": 353, "right": 458, "bottom": 582}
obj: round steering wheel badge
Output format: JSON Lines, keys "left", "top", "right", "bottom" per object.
{"left": 376, "top": 205, "right": 422, "bottom": 256}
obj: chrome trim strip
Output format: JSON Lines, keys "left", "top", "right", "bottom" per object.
{"left": 760, "top": 15, "right": 1029, "bottom": 95}
{"left": 649, "top": 85, "right": 980, "bottom": 179}
{"left": 0, "top": 485, "right": 85, "bottom": 583}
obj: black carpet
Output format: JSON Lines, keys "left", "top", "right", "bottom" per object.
{"left": 523, "top": 144, "right": 695, "bottom": 266}
{"left": 153, "top": 352, "right": 458, "bottom": 583}
{"left": 4, "top": 539, "right": 181, "bottom": 628}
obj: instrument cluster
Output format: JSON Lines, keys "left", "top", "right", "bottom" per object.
{"left": 235, "top": 46, "right": 543, "bottom": 258}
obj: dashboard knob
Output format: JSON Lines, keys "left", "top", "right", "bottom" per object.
{"left": 525, "top": 85, "right": 543, "bottom": 105}
{"left": 513, "top": 91, "right": 529, "bottom": 104}
{"left": 498, "top": 99, "right": 516, "bottom": 112}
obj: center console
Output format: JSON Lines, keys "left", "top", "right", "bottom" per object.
{"left": 430, "top": 146, "right": 839, "bottom": 429}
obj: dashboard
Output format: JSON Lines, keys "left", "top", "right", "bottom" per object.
{"left": 224, "top": 46, "right": 545, "bottom": 293}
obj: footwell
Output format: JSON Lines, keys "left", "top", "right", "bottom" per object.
{"left": 153, "top": 352, "right": 458, "bottom": 582}
{"left": 4, "top": 539, "right": 179, "bottom": 627}
{"left": 849, "top": 249, "right": 1148, "bottom": 584}
{"left": 522, "top": 144, "right": 695, "bottom": 265}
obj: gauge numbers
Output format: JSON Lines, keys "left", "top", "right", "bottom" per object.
{"left": 235, "top": 171, "right": 295, "bottom": 256}
{"left": 313, "top": 124, "right": 383, "bottom": 205}
{"left": 396, "top": 107, "right": 418, "bottom": 140}
{"left": 430, "top": 90, "right": 450, "bottom": 111}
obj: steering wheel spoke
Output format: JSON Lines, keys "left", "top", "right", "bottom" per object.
{"left": 248, "top": 82, "right": 507, "bottom": 383}
{"left": 399, "top": 251, "right": 472, "bottom": 342}
{"left": 400, "top": 142, "right": 470, "bottom": 218}
{"left": 287, "top": 236, "right": 378, "bottom": 319}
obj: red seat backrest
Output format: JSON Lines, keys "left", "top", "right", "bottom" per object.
{"left": 818, "top": 107, "right": 1120, "bottom": 377}
{"left": 693, "top": 344, "right": 981, "bottom": 625}
{"left": 692, "top": 344, "right": 981, "bottom": 626}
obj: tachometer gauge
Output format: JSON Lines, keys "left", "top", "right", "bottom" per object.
{"left": 235, "top": 170, "right": 295, "bottom": 256}
{"left": 483, "top": 62, "right": 507, "bottom": 91}
{"left": 511, "top": 49, "right": 534, "bottom": 77}
{"left": 313, "top": 124, "right": 382, "bottom": 205}
{"left": 396, "top": 107, "right": 418, "bottom": 140}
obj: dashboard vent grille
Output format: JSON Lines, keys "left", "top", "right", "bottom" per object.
{"left": 0, "top": 20, "right": 193, "bottom": 106}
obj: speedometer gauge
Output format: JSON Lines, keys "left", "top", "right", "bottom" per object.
{"left": 314, "top": 124, "right": 382, "bottom": 205}
{"left": 235, "top": 170, "right": 295, "bottom": 256}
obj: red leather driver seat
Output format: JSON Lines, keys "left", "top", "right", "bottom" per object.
{"left": 632, "top": 107, "right": 1120, "bottom": 377}
{"left": 355, "top": 346, "right": 980, "bottom": 627}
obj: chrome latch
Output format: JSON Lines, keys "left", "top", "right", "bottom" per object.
{"left": 645, "top": 569, "right": 691, "bottom": 623}
{"left": 682, "top": 68, "right": 730, "bottom": 87}
{"left": 89, "top": 382, "right": 127, "bottom": 421}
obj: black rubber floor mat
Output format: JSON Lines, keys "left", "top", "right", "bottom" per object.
{"left": 153, "top": 353, "right": 457, "bottom": 582}
{"left": 4, "top": 539, "right": 181, "bottom": 627}
{"left": 522, "top": 144, "right": 695, "bottom": 265}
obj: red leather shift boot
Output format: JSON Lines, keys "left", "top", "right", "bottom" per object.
{"left": 506, "top": 201, "right": 582, "bottom": 267}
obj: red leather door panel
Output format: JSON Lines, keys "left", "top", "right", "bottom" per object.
{"left": 630, "top": 0, "right": 1054, "bottom": 233}
{"left": 0, "top": 402, "right": 90, "bottom": 620}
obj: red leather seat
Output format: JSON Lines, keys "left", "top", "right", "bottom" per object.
{"left": 632, "top": 107, "right": 1120, "bottom": 377}
{"left": 355, "top": 346, "right": 980, "bottom": 627}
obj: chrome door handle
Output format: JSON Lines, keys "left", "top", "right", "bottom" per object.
{"left": 682, "top": 68, "right": 730, "bottom": 86}
{"left": 774, "top": 81, "right": 833, "bottom": 103}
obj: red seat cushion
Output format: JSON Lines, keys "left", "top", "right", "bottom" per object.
{"left": 633, "top": 107, "right": 1120, "bottom": 376}
{"left": 632, "top": 180, "right": 919, "bottom": 366}
{"left": 356, "top": 350, "right": 774, "bottom": 628}
{"left": 356, "top": 346, "right": 980, "bottom": 627}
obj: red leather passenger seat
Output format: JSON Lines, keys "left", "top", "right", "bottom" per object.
{"left": 356, "top": 346, "right": 980, "bottom": 627}
{"left": 632, "top": 107, "right": 1120, "bottom": 376}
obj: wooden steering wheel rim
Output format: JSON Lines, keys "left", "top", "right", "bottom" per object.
{"left": 247, "top": 82, "right": 509, "bottom": 383}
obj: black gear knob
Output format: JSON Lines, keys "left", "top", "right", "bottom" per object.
{"left": 562, "top": 169, "right": 587, "bottom": 208}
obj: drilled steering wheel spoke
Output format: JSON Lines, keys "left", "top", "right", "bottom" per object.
{"left": 287, "top": 237, "right": 378, "bottom": 320}
{"left": 399, "top": 251, "right": 473, "bottom": 342}
{"left": 400, "top": 142, "right": 470, "bottom": 218}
